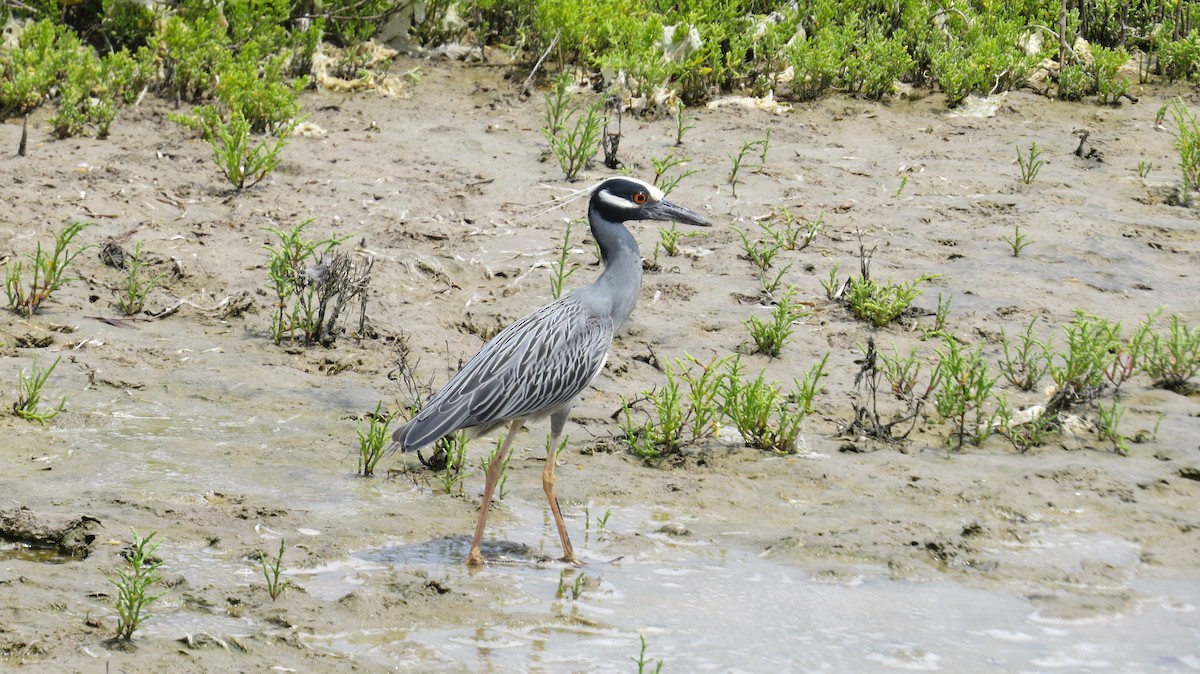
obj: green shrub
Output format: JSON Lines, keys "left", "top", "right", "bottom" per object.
{"left": 787, "top": 25, "right": 850, "bottom": 101}
{"left": 1159, "top": 30, "right": 1200, "bottom": 82}
{"left": 1092, "top": 46, "right": 1129, "bottom": 105}
{"left": 216, "top": 45, "right": 307, "bottom": 133}
{"left": 154, "top": 15, "right": 232, "bottom": 102}
{"left": 845, "top": 28, "right": 912, "bottom": 100}
{"left": 0, "top": 20, "right": 79, "bottom": 115}
{"left": 1057, "top": 64, "right": 1090, "bottom": 101}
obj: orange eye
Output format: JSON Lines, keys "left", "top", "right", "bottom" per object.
{"left": 633, "top": 191, "right": 649, "bottom": 205}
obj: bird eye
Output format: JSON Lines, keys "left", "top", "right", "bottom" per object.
{"left": 633, "top": 191, "right": 649, "bottom": 205}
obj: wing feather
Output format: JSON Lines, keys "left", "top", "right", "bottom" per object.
{"left": 392, "top": 296, "right": 613, "bottom": 451}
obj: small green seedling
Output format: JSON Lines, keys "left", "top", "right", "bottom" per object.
{"left": 1137, "top": 157, "right": 1152, "bottom": 178}
{"left": 745, "top": 285, "right": 808, "bottom": 357}
{"left": 998, "top": 318, "right": 1051, "bottom": 391}
{"left": 550, "top": 219, "right": 579, "bottom": 299}
{"left": 357, "top": 401, "right": 396, "bottom": 477}
{"left": 1095, "top": 398, "right": 1130, "bottom": 455}
{"left": 204, "top": 109, "right": 294, "bottom": 189}
{"left": 760, "top": 208, "right": 821, "bottom": 252}
{"left": 14, "top": 355, "right": 67, "bottom": 424}
{"left": 1016, "top": 141, "right": 1046, "bottom": 184}
{"left": 632, "top": 633, "right": 665, "bottom": 674}
{"left": 5, "top": 221, "right": 92, "bottom": 317}
{"left": 1143, "top": 312, "right": 1200, "bottom": 391}
{"left": 721, "top": 354, "right": 827, "bottom": 453}
{"left": 422, "top": 430, "right": 469, "bottom": 494}
{"left": 934, "top": 338, "right": 998, "bottom": 454}
{"left": 264, "top": 220, "right": 351, "bottom": 346}
{"left": 1165, "top": 98, "right": 1199, "bottom": 203}
{"left": 651, "top": 152, "right": 698, "bottom": 197}
{"left": 479, "top": 434, "right": 511, "bottom": 498}
{"left": 111, "top": 527, "right": 164, "bottom": 641}
{"left": 544, "top": 94, "right": 603, "bottom": 181}
{"left": 543, "top": 73, "right": 573, "bottom": 137}
{"left": 621, "top": 353, "right": 731, "bottom": 458}
{"left": 728, "top": 135, "right": 770, "bottom": 197}
{"left": 556, "top": 569, "right": 589, "bottom": 600}
{"left": 260, "top": 538, "right": 291, "bottom": 600}
{"left": 115, "top": 242, "right": 166, "bottom": 315}
{"left": 1003, "top": 225, "right": 1033, "bottom": 257}
{"left": 674, "top": 99, "right": 695, "bottom": 146}
{"left": 845, "top": 274, "right": 936, "bottom": 327}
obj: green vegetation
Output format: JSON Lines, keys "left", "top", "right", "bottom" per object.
{"left": 651, "top": 152, "right": 698, "bottom": 197}
{"left": 114, "top": 242, "right": 165, "bottom": 316}
{"left": 555, "top": 569, "right": 589, "bottom": 600}
{"left": 357, "top": 402, "right": 396, "bottom": 477}
{"left": 542, "top": 78, "right": 603, "bottom": 181}
{"left": 203, "top": 110, "right": 295, "bottom": 189}
{"left": 5, "top": 222, "right": 91, "bottom": 317}
{"left": 1143, "top": 312, "right": 1200, "bottom": 390}
{"left": 746, "top": 285, "right": 808, "bottom": 357}
{"left": 1165, "top": 98, "right": 1200, "bottom": 203}
{"left": 1016, "top": 142, "right": 1047, "bottom": 184}
{"left": 632, "top": 633, "right": 665, "bottom": 674}
{"left": 933, "top": 338, "right": 998, "bottom": 454}
{"left": 1048, "top": 311, "right": 1122, "bottom": 412}
{"left": 728, "top": 135, "right": 769, "bottom": 198}
{"left": 845, "top": 273, "right": 936, "bottom": 327}
{"left": 260, "top": 539, "right": 291, "bottom": 600}
{"left": 623, "top": 353, "right": 826, "bottom": 457}
{"left": 479, "top": 434, "right": 511, "bottom": 498}
{"left": 264, "top": 220, "right": 369, "bottom": 347}
{"left": 622, "top": 354, "right": 732, "bottom": 458}
{"left": 1003, "top": 225, "right": 1034, "bottom": 257}
{"left": 723, "top": 354, "right": 828, "bottom": 454}
{"left": 110, "top": 528, "right": 164, "bottom": 641}
{"left": 3, "top": 0, "right": 1198, "bottom": 155}
{"left": 549, "top": 219, "right": 579, "bottom": 299}
{"left": 998, "top": 318, "right": 1052, "bottom": 391}
{"left": 14, "top": 355, "right": 67, "bottom": 424}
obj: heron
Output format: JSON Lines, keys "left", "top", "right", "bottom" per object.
{"left": 391, "top": 176, "right": 709, "bottom": 566}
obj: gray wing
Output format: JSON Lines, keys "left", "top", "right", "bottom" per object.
{"left": 392, "top": 296, "right": 613, "bottom": 451}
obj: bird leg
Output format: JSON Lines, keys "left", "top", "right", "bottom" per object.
{"left": 543, "top": 430, "right": 580, "bottom": 565}
{"left": 466, "top": 419, "right": 522, "bottom": 566}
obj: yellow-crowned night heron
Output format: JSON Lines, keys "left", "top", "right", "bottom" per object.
{"left": 392, "top": 176, "right": 709, "bottom": 566}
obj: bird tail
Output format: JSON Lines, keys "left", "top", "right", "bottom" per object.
{"left": 390, "top": 405, "right": 472, "bottom": 454}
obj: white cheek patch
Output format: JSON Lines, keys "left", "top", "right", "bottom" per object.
{"left": 596, "top": 189, "right": 628, "bottom": 211}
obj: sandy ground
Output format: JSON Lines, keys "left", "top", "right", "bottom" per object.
{"left": 1, "top": 55, "right": 1199, "bottom": 671}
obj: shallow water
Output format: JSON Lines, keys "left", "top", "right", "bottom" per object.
{"left": 21, "top": 367, "right": 1198, "bottom": 672}
{"left": 299, "top": 502, "right": 1200, "bottom": 673}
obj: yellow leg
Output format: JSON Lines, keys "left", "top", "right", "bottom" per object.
{"left": 543, "top": 430, "right": 580, "bottom": 565}
{"left": 466, "top": 420, "right": 522, "bottom": 566}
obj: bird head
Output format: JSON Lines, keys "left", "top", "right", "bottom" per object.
{"left": 589, "top": 177, "right": 709, "bottom": 227}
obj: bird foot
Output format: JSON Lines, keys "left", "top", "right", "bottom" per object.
{"left": 466, "top": 549, "right": 487, "bottom": 566}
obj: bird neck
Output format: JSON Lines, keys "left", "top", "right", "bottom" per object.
{"left": 588, "top": 210, "right": 642, "bottom": 331}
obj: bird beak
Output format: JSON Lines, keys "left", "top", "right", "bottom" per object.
{"left": 648, "top": 198, "right": 709, "bottom": 227}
